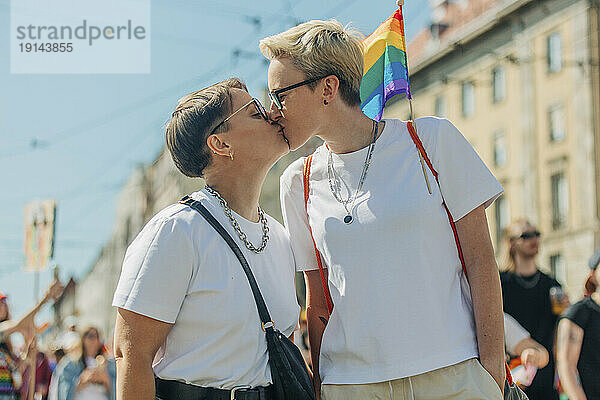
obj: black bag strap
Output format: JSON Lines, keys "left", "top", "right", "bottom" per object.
{"left": 179, "top": 195, "right": 275, "bottom": 330}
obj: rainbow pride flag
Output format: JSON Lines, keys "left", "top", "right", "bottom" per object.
{"left": 360, "top": 7, "right": 411, "bottom": 121}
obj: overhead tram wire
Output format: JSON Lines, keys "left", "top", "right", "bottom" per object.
{"left": 59, "top": 117, "right": 163, "bottom": 205}
{"left": 0, "top": 1, "right": 311, "bottom": 161}
{"left": 2, "top": 0, "right": 364, "bottom": 267}
{"left": 3, "top": 0, "right": 314, "bottom": 236}
{"left": 1, "top": 0, "right": 357, "bottom": 162}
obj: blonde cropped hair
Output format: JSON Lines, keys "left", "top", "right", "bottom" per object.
{"left": 260, "top": 19, "right": 364, "bottom": 107}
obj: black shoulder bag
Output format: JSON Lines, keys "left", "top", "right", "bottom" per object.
{"left": 180, "top": 196, "right": 315, "bottom": 400}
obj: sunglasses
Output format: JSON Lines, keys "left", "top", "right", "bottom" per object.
{"left": 268, "top": 76, "right": 328, "bottom": 110}
{"left": 211, "top": 97, "right": 268, "bottom": 133}
{"left": 518, "top": 231, "right": 541, "bottom": 240}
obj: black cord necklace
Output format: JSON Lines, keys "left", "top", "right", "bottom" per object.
{"left": 514, "top": 270, "right": 541, "bottom": 289}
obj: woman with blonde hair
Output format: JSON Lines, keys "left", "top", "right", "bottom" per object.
{"left": 500, "top": 219, "right": 568, "bottom": 400}
{"left": 261, "top": 15, "right": 506, "bottom": 400}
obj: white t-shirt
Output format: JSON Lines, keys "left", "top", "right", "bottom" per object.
{"left": 280, "top": 117, "right": 503, "bottom": 384}
{"left": 504, "top": 313, "right": 530, "bottom": 356}
{"left": 112, "top": 189, "right": 300, "bottom": 389}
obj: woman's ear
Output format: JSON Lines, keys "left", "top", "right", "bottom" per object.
{"left": 321, "top": 75, "right": 340, "bottom": 104}
{"left": 207, "top": 133, "right": 231, "bottom": 158}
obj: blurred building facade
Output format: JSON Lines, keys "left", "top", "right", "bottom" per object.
{"left": 54, "top": 150, "right": 204, "bottom": 336}
{"left": 385, "top": 0, "right": 600, "bottom": 298}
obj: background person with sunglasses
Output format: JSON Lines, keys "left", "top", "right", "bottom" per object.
{"left": 112, "top": 78, "right": 299, "bottom": 400}
{"left": 500, "top": 219, "right": 570, "bottom": 400}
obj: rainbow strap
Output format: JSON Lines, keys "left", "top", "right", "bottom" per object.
{"left": 360, "top": 7, "right": 411, "bottom": 121}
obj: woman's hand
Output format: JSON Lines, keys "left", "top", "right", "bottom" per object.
{"left": 88, "top": 367, "right": 111, "bottom": 390}
{"left": 77, "top": 368, "right": 95, "bottom": 390}
{"left": 514, "top": 337, "right": 549, "bottom": 369}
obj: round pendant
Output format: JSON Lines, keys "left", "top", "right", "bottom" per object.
{"left": 343, "top": 215, "right": 353, "bottom": 224}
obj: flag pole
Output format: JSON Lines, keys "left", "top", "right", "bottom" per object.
{"left": 397, "top": 0, "right": 432, "bottom": 194}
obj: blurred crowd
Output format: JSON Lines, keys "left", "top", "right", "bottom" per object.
{"left": 1, "top": 218, "right": 599, "bottom": 400}
{"left": 0, "top": 283, "right": 115, "bottom": 400}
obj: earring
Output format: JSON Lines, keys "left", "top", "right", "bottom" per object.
{"left": 324, "top": 100, "right": 328, "bottom": 105}
{"left": 229, "top": 152, "right": 234, "bottom": 161}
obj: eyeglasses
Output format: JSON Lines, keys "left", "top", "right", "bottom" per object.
{"left": 518, "top": 231, "right": 541, "bottom": 240}
{"left": 212, "top": 97, "right": 268, "bottom": 133}
{"left": 268, "top": 76, "right": 327, "bottom": 110}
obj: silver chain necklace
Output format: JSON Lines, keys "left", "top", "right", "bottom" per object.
{"left": 204, "top": 185, "right": 270, "bottom": 253}
{"left": 327, "top": 120, "right": 378, "bottom": 225}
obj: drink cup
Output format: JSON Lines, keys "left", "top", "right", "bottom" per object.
{"left": 550, "top": 287, "right": 566, "bottom": 315}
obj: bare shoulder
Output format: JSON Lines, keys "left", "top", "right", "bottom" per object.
{"left": 558, "top": 318, "right": 584, "bottom": 343}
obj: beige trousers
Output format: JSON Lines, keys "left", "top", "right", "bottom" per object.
{"left": 321, "top": 358, "right": 503, "bottom": 400}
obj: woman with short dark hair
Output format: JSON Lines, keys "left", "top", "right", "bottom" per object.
{"left": 113, "top": 78, "right": 299, "bottom": 400}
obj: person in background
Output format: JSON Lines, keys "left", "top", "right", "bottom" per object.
{"left": 49, "top": 347, "right": 66, "bottom": 373}
{"left": 504, "top": 312, "right": 549, "bottom": 389}
{"left": 51, "top": 327, "right": 115, "bottom": 400}
{"left": 56, "top": 317, "right": 80, "bottom": 358}
{"left": 0, "top": 282, "right": 63, "bottom": 400}
{"left": 500, "top": 219, "right": 569, "bottom": 400}
{"left": 0, "top": 292, "right": 19, "bottom": 400}
{"left": 504, "top": 313, "right": 549, "bottom": 370}
{"left": 556, "top": 250, "right": 600, "bottom": 400}
{"left": 20, "top": 347, "right": 52, "bottom": 400}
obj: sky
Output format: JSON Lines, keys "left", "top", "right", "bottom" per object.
{"left": 0, "top": 0, "right": 431, "bottom": 322}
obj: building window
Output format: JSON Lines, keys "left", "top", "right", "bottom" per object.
{"left": 550, "top": 253, "right": 567, "bottom": 283}
{"left": 462, "top": 82, "right": 475, "bottom": 117}
{"left": 493, "top": 130, "right": 507, "bottom": 167}
{"left": 551, "top": 172, "right": 569, "bottom": 229}
{"left": 495, "top": 194, "right": 510, "bottom": 245}
{"left": 549, "top": 104, "right": 566, "bottom": 142}
{"left": 435, "top": 95, "right": 446, "bottom": 117}
{"left": 492, "top": 66, "right": 506, "bottom": 103}
{"left": 547, "top": 32, "right": 562, "bottom": 73}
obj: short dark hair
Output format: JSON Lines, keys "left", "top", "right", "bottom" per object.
{"left": 165, "top": 78, "right": 248, "bottom": 177}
